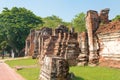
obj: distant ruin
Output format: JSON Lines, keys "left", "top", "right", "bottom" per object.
{"left": 25, "top": 8, "right": 120, "bottom": 68}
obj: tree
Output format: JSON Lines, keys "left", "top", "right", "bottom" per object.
{"left": 0, "top": 7, "right": 43, "bottom": 56}
{"left": 72, "top": 12, "right": 86, "bottom": 32}
{"left": 42, "top": 15, "right": 65, "bottom": 29}
{"left": 112, "top": 15, "right": 120, "bottom": 21}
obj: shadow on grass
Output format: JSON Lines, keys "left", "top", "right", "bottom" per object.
{"left": 74, "top": 76, "right": 84, "bottom": 80}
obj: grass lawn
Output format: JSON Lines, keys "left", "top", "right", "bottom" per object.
{"left": 70, "top": 66, "right": 120, "bottom": 80}
{"left": 5, "top": 57, "right": 40, "bottom": 80}
{"left": 5, "top": 58, "right": 120, "bottom": 80}
{"left": 5, "top": 57, "right": 38, "bottom": 67}
{"left": 17, "top": 67, "right": 40, "bottom": 80}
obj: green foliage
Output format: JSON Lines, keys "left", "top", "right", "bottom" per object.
{"left": 0, "top": 7, "right": 43, "bottom": 55}
{"left": 112, "top": 15, "right": 120, "bottom": 21}
{"left": 62, "top": 22, "right": 72, "bottom": 29}
{"left": 0, "top": 41, "right": 8, "bottom": 49}
{"left": 42, "top": 15, "right": 66, "bottom": 29}
{"left": 72, "top": 12, "right": 86, "bottom": 32}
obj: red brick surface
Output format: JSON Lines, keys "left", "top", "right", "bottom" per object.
{"left": 96, "top": 20, "right": 120, "bottom": 34}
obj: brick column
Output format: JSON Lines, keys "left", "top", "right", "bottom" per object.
{"left": 77, "top": 32, "right": 88, "bottom": 66}
{"left": 99, "top": 8, "right": 110, "bottom": 24}
{"left": 86, "top": 10, "right": 99, "bottom": 66}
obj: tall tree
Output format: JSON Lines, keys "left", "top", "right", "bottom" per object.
{"left": 72, "top": 12, "right": 86, "bottom": 32}
{"left": 42, "top": 15, "right": 65, "bottom": 29}
{"left": 0, "top": 7, "right": 43, "bottom": 56}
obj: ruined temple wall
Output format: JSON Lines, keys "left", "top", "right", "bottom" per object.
{"left": 97, "top": 32, "right": 120, "bottom": 60}
{"left": 38, "top": 31, "right": 81, "bottom": 66}
{"left": 85, "top": 8, "right": 120, "bottom": 67}
{"left": 99, "top": 8, "right": 110, "bottom": 24}
{"left": 77, "top": 32, "right": 89, "bottom": 66}
{"left": 97, "top": 32, "right": 120, "bottom": 68}
{"left": 65, "top": 33, "right": 80, "bottom": 66}
{"left": 86, "top": 10, "right": 100, "bottom": 66}
{"left": 25, "top": 30, "right": 35, "bottom": 56}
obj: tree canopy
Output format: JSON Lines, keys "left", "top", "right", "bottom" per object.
{"left": 72, "top": 12, "right": 86, "bottom": 32}
{"left": 0, "top": 7, "right": 43, "bottom": 56}
{"left": 42, "top": 15, "right": 69, "bottom": 29}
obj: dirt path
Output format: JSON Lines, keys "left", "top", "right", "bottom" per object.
{"left": 0, "top": 60, "right": 25, "bottom": 80}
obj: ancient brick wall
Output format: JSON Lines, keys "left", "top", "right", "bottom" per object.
{"left": 25, "top": 28, "right": 52, "bottom": 58}
{"left": 86, "top": 10, "right": 99, "bottom": 66}
{"left": 40, "top": 31, "right": 80, "bottom": 66}
{"left": 77, "top": 32, "right": 88, "bottom": 66}
{"left": 25, "top": 29, "right": 35, "bottom": 56}
{"left": 97, "top": 32, "right": 120, "bottom": 68}
{"left": 99, "top": 8, "right": 110, "bottom": 24}
{"left": 34, "top": 27, "right": 52, "bottom": 59}
{"left": 86, "top": 8, "right": 120, "bottom": 67}
{"left": 25, "top": 8, "right": 120, "bottom": 68}
{"left": 39, "top": 56, "right": 72, "bottom": 80}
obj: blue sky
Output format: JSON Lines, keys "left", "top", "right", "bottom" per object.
{"left": 0, "top": 0, "right": 120, "bottom": 22}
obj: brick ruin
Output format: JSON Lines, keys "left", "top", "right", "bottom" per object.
{"left": 39, "top": 55, "right": 73, "bottom": 80}
{"left": 25, "top": 8, "right": 120, "bottom": 68}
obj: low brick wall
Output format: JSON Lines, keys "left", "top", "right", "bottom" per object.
{"left": 99, "top": 56, "right": 120, "bottom": 68}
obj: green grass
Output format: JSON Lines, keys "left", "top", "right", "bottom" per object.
{"left": 5, "top": 58, "right": 120, "bottom": 80}
{"left": 5, "top": 58, "right": 40, "bottom": 80}
{"left": 5, "top": 58, "right": 38, "bottom": 67}
{"left": 70, "top": 66, "right": 120, "bottom": 80}
{"left": 17, "top": 67, "right": 40, "bottom": 80}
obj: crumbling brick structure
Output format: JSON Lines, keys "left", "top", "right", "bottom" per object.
{"left": 25, "top": 29, "right": 35, "bottom": 56}
{"left": 86, "top": 10, "right": 100, "bottom": 66}
{"left": 77, "top": 32, "right": 88, "bottom": 66}
{"left": 96, "top": 20, "right": 120, "bottom": 68}
{"left": 86, "top": 8, "right": 120, "bottom": 67}
{"left": 39, "top": 55, "right": 73, "bottom": 80}
{"left": 25, "top": 8, "right": 120, "bottom": 68}
{"left": 25, "top": 27, "right": 52, "bottom": 58}
{"left": 99, "top": 8, "right": 110, "bottom": 24}
{"left": 39, "top": 25, "right": 80, "bottom": 66}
